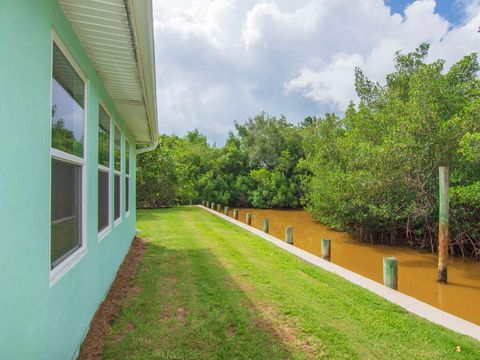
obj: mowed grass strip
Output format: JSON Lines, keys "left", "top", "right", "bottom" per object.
{"left": 104, "top": 207, "right": 480, "bottom": 359}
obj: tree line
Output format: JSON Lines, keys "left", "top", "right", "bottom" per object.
{"left": 136, "top": 112, "right": 308, "bottom": 209}
{"left": 137, "top": 44, "right": 480, "bottom": 258}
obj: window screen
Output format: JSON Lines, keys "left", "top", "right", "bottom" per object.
{"left": 125, "top": 178, "right": 130, "bottom": 213}
{"left": 98, "top": 171, "right": 109, "bottom": 232}
{"left": 114, "top": 174, "right": 121, "bottom": 221}
{"left": 51, "top": 159, "right": 82, "bottom": 268}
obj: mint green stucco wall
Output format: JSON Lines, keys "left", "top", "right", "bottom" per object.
{"left": 0, "top": 1, "right": 138, "bottom": 359}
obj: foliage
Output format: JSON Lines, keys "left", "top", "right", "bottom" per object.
{"left": 51, "top": 116, "right": 84, "bottom": 156}
{"left": 136, "top": 135, "right": 178, "bottom": 208}
{"left": 137, "top": 113, "right": 306, "bottom": 209}
{"left": 303, "top": 44, "right": 480, "bottom": 257}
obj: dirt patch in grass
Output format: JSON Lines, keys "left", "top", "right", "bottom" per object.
{"left": 250, "top": 302, "right": 325, "bottom": 359}
{"left": 233, "top": 275, "right": 326, "bottom": 359}
{"left": 78, "top": 237, "right": 147, "bottom": 360}
{"left": 112, "top": 323, "right": 136, "bottom": 344}
{"left": 176, "top": 307, "right": 187, "bottom": 324}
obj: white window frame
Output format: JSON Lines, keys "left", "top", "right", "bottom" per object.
{"left": 50, "top": 31, "right": 88, "bottom": 286}
{"left": 98, "top": 102, "right": 113, "bottom": 241}
{"left": 125, "top": 139, "right": 131, "bottom": 218}
{"left": 113, "top": 124, "right": 123, "bottom": 227}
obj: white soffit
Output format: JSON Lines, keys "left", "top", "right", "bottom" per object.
{"left": 59, "top": 0, "right": 158, "bottom": 144}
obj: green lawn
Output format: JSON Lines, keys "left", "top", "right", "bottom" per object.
{"left": 104, "top": 207, "right": 480, "bottom": 359}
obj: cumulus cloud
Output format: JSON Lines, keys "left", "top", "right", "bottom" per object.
{"left": 284, "top": 54, "right": 364, "bottom": 111}
{"left": 152, "top": 0, "right": 480, "bottom": 143}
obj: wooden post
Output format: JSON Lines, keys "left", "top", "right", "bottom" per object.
{"left": 246, "top": 213, "right": 252, "bottom": 225}
{"left": 321, "top": 238, "right": 331, "bottom": 261}
{"left": 201, "top": 200, "right": 204, "bottom": 206}
{"left": 211, "top": 202, "right": 215, "bottom": 210}
{"left": 263, "top": 219, "right": 269, "bottom": 233}
{"left": 285, "top": 226, "right": 293, "bottom": 245}
{"left": 206, "top": 201, "right": 209, "bottom": 208}
{"left": 383, "top": 257, "right": 398, "bottom": 290}
{"left": 233, "top": 209, "right": 238, "bottom": 220}
{"left": 217, "top": 204, "right": 221, "bottom": 212}
{"left": 438, "top": 166, "right": 449, "bottom": 284}
{"left": 224, "top": 206, "right": 229, "bottom": 215}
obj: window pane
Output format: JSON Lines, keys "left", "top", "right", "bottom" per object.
{"left": 98, "top": 106, "right": 110, "bottom": 167}
{"left": 51, "top": 159, "right": 82, "bottom": 268}
{"left": 125, "top": 142, "right": 130, "bottom": 175}
{"left": 114, "top": 174, "right": 120, "bottom": 220}
{"left": 98, "top": 170, "right": 109, "bottom": 232}
{"left": 126, "top": 177, "right": 130, "bottom": 212}
{"left": 52, "top": 43, "right": 85, "bottom": 157}
{"left": 114, "top": 127, "right": 121, "bottom": 171}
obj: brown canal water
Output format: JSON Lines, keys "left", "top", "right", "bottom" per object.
{"left": 221, "top": 207, "right": 480, "bottom": 325}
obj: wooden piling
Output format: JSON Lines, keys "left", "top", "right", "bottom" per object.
{"left": 206, "top": 201, "right": 210, "bottom": 208}
{"left": 211, "top": 202, "right": 215, "bottom": 210}
{"left": 224, "top": 206, "right": 229, "bottom": 215}
{"left": 383, "top": 257, "right": 398, "bottom": 290}
{"left": 233, "top": 209, "right": 238, "bottom": 220}
{"left": 263, "top": 219, "right": 269, "bottom": 233}
{"left": 438, "top": 166, "right": 449, "bottom": 284}
{"left": 285, "top": 226, "right": 294, "bottom": 245}
{"left": 246, "top": 213, "right": 252, "bottom": 225}
{"left": 217, "top": 204, "right": 221, "bottom": 212}
{"left": 321, "top": 238, "right": 331, "bottom": 261}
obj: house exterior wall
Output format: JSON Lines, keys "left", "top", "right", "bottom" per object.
{"left": 0, "top": 1, "right": 138, "bottom": 358}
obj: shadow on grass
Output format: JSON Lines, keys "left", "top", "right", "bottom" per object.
{"left": 104, "top": 220, "right": 296, "bottom": 360}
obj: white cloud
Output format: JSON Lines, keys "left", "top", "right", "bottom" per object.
{"left": 284, "top": 54, "right": 364, "bottom": 111}
{"left": 152, "top": 0, "right": 480, "bottom": 143}
{"left": 284, "top": 0, "right": 454, "bottom": 110}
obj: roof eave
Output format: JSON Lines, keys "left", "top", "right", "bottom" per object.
{"left": 126, "top": 0, "right": 158, "bottom": 145}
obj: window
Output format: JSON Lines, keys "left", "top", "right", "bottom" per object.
{"left": 114, "top": 172, "right": 121, "bottom": 221}
{"left": 98, "top": 106, "right": 110, "bottom": 167}
{"left": 125, "top": 141, "right": 130, "bottom": 175}
{"left": 52, "top": 45, "right": 85, "bottom": 157}
{"left": 114, "top": 126, "right": 121, "bottom": 172}
{"left": 125, "top": 141, "right": 130, "bottom": 214}
{"left": 126, "top": 179, "right": 130, "bottom": 214}
{"left": 50, "top": 40, "right": 85, "bottom": 270}
{"left": 98, "top": 106, "right": 110, "bottom": 234}
{"left": 98, "top": 171, "right": 109, "bottom": 231}
{"left": 114, "top": 126, "right": 121, "bottom": 223}
{"left": 51, "top": 159, "right": 82, "bottom": 267}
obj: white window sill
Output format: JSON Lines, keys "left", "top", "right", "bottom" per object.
{"left": 49, "top": 246, "right": 87, "bottom": 287}
{"left": 126, "top": 210, "right": 131, "bottom": 218}
{"left": 114, "top": 218, "right": 122, "bottom": 228}
{"left": 98, "top": 225, "right": 112, "bottom": 242}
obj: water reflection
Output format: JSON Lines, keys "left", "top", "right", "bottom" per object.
{"left": 222, "top": 208, "right": 480, "bottom": 325}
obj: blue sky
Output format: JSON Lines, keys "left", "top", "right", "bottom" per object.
{"left": 386, "top": 0, "right": 468, "bottom": 25}
{"left": 153, "top": 0, "right": 480, "bottom": 144}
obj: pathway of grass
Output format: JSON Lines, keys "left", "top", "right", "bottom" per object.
{"left": 104, "top": 207, "right": 480, "bottom": 359}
